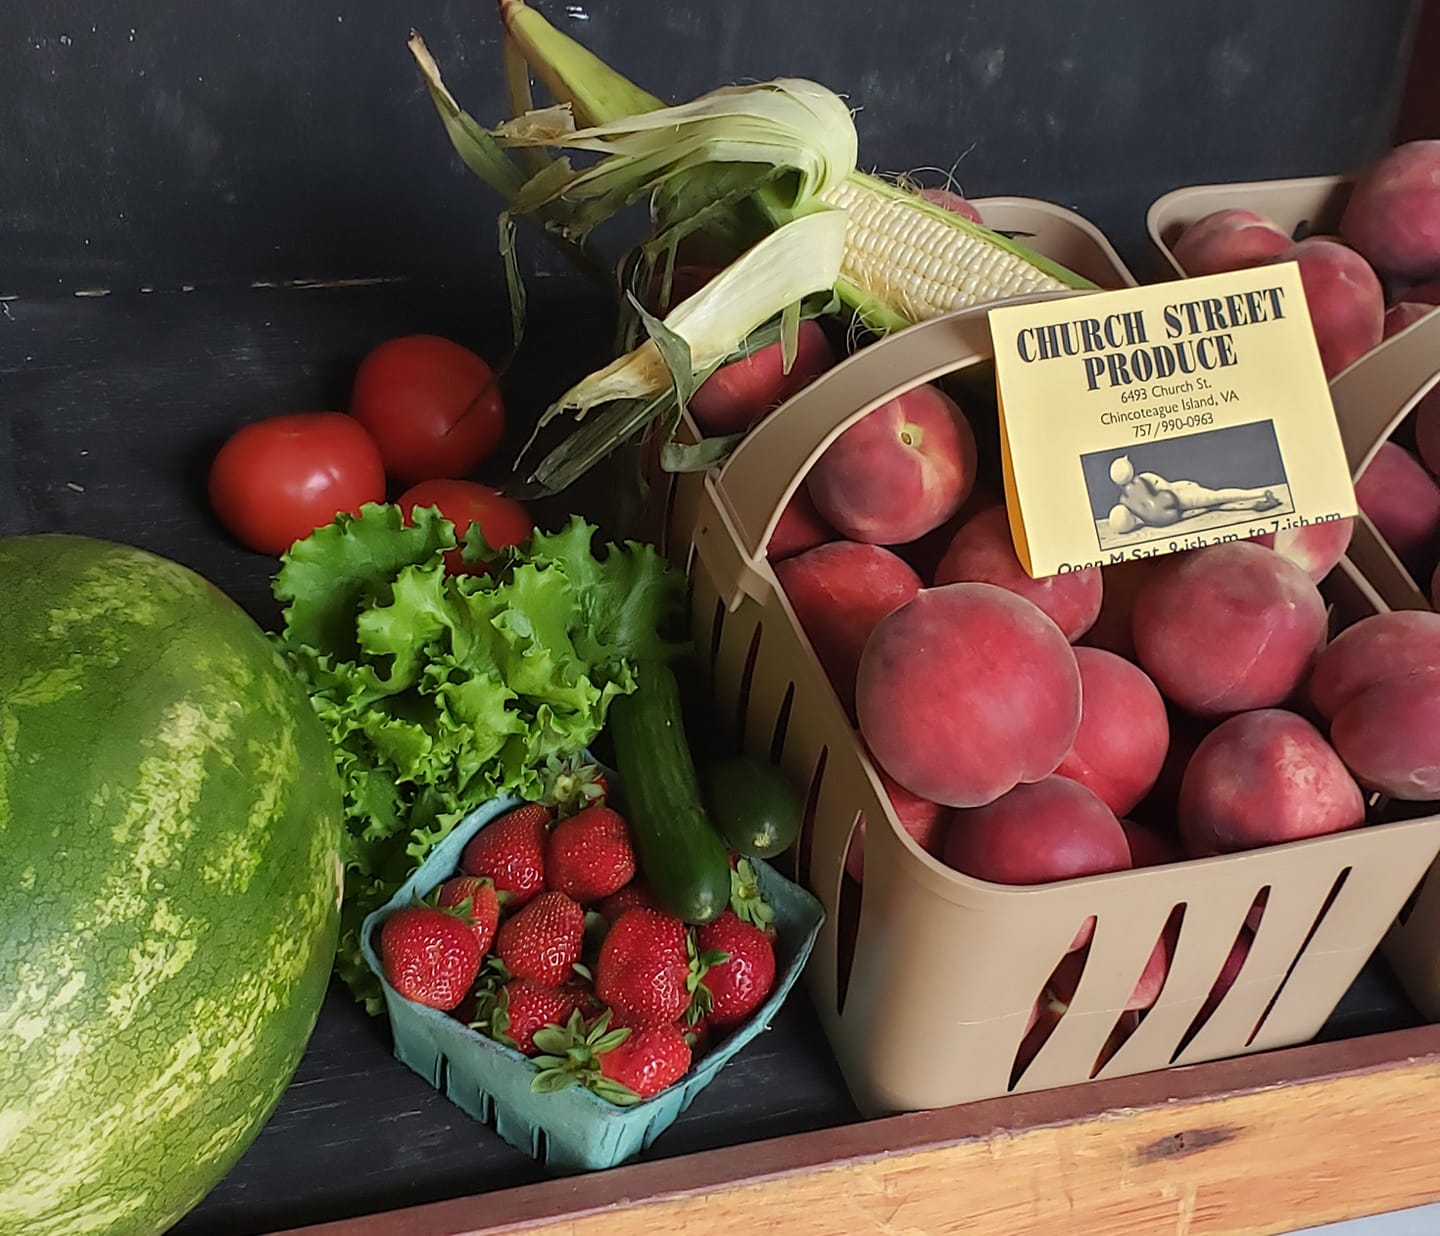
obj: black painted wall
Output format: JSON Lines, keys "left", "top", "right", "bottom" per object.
{"left": 0, "top": 0, "right": 1420, "bottom": 296}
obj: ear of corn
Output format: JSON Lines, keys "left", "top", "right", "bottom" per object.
{"left": 409, "top": 1, "right": 1097, "bottom": 493}
{"left": 490, "top": 77, "right": 859, "bottom": 244}
{"left": 821, "top": 173, "right": 1087, "bottom": 327}
{"left": 544, "top": 210, "right": 848, "bottom": 418}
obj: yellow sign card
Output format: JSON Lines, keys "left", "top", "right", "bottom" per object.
{"left": 991, "top": 262, "right": 1358, "bottom": 579}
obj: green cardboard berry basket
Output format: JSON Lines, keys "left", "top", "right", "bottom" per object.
{"left": 359, "top": 785, "right": 826, "bottom": 1173}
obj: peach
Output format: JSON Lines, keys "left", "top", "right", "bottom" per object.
{"left": 767, "top": 486, "right": 836, "bottom": 562}
{"left": 1340, "top": 141, "right": 1440, "bottom": 281}
{"left": 1172, "top": 209, "right": 1293, "bottom": 277}
{"left": 943, "top": 775, "right": 1130, "bottom": 886}
{"left": 918, "top": 186, "right": 984, "bottom": 224}
{"left": 1049, "top": 928, "right": 1173, "bottom": 1013}
{"left": 856, "top": 583, "right": 1082, "bottom": 807}
{"left": 934, "top": 505, "right": 1102, "bottom": 641}
{"left": 1132, "top": 542, "right": 1328, "bottom": 718}
{"left": 776, "top": 542, "right": 921, "bottom": 718}
{"left": 689, "top": 319, "right": 837, "bottom": 437}
{"left": 1354, "top": 441, "right": 1440, "bottom": 577}
{"left": 846, "top": 764, "right": 946, "bottom": 884}
{"left": 1248, "top": 519, "right": 1354, "bottom": 583}
{"left": 1309, "top": 610, "right": 1440, "bottom": 719}
{"left": 1082, "top": 557, "right": 1164, "bottom": 659}
{"left": 1054, "top": 648, "right": 1170, "bottom": 816}
{"left": 1178, "top": 709, "right": 1365, "bottom": 855}
{"left": 891, "top": 478, "right": 1000, "bottom": 582}
{"left": 1331, "top": 674, "right": 1440, "bottom": 800}
{"left": 1263, "top": 238, "right": 1384, "bottom": 378}
{"left": 806, "top": 384, "right": 978, "bottom": 545}
{"left": 1122, "top": 819, "right": 1184, "bottom": 868}
{"left": 1383, "top": 301, "right": 1437, "bottom": 339}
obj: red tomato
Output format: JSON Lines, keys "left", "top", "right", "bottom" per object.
{"left": 349, "top": 335, "right": 505, "bottom": 485}
{"left": 396, "top": 479, "right": 535, "bottom": 573}
{"left": 209, "top": 412, "right": 386, "bottom": 556}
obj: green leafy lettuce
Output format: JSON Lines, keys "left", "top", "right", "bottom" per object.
{"left": 272, "top": 503, "right": 685, "bottom": 1012}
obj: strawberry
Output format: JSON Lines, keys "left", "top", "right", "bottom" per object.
{"left": 545, "top": 804, "right": 636, "bottom": 903}
{"left": 540, "top": 753, "right": 611, "bottom": 817}
{"left": 477, "top": 979, "right": 582, "bottom": 1055}
{"left": 697, "top": 910, "right": 776, "bottom": 1029}
{"left": 379, "top": 905, "right": 481, "bottom": 1012}
{"left": 595, "top": 907, "right": 718, "bottom": 1024}
{"left": 597, "top": 1017, "right": 692, "bottom": 1099}
{"left": 597, "top": 881, "right": 656, "bottom": 926}
{"left": 435, "top": 876, "right": 501, "bottom": 954}
{"left": 494, "top": 891, "right": 585, "bottom": 987}
{"left": 528, "top": 1009, "right": 691, "bottom": 1104}
{"left": 459, "top": 803, "right": 552, "bottom": 908}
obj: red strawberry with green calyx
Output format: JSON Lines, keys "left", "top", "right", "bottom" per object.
{"left": 596, "top": 907, "right": 727, "bottom": 1025}
{"left": 433, "top": 876, "right": 501, "bottom": 954}
{"left": 459, "top": 802, "right": 552, "bottom": 908}
{"left": 529, "top": 1009, "right": 691, "bottom": 1104}
{"left": 379, "top": 904, "right": 482, "bottom": 1012}
{"left": 697, "top": 910, "right": 777, "bottom": 1029}
{"left": 474, "top": 978, "right": 582, "bottom": 1055}
{"left": 540, "top": 753, "right": 610, "bottom": 818}
{"left": 545, "top": 804, "right": 636, "bottom": 903}
{"left": 494, "top": 890, "right": 586, "bottom": 987}
{"left": 597, "top": 1016, "right": 692, "bottom": 1100}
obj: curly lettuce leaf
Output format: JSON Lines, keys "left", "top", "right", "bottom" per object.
{"left": 516, "top": 516, "right": 688, "bottom": 666}
{"left": 277, "top": 503, "right": 457, "bottom": 656}
{"left": 273, "top": 502, "right": 685, "bottom": 1013}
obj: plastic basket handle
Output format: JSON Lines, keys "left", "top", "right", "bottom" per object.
{"left": 708, "top": 291, "right": 1092, "bottom": 572}
{"left": 1332, "top": 308, "right": 1440, "bottom": 478}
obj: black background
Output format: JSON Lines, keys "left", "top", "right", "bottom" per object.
{"left": 0, "top": 0, "right": 1420, "bottom": 297}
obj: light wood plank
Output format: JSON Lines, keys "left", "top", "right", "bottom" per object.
{"left": 279, "top": 1026, "right": 1440, "bottom": 1236}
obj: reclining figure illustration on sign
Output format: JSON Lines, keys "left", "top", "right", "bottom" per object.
{"left": 1105, "top": 454, "right": 1282, "bottom": 536}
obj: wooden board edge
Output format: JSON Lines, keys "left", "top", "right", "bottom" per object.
{"left": 275, "top": 1024, "right": 1440, "bottom": 1236}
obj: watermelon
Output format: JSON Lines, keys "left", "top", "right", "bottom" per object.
{"left": 0, "top": 535, "right": 345, "bottom": 1236}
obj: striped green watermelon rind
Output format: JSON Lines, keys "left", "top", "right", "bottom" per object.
{"left": 0, "top": 535, "right": 344, "bottom": 1236}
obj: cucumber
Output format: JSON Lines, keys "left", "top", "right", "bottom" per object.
{"left": 706, "top": 754, "right": 803, "bottom": 859}
{"left": 607, "top": 659, "right": 732, "bottom": 924}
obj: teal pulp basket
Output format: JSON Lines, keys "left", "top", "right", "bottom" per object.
{"left": 360, "top": 790, "right": 825, "bottom": 1173}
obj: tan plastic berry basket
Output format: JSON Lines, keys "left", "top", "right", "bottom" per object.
{"left": 1146, "top": 172, "right": 1355, "bottom": 280}
{"left": 639, "top": 277, "right": 1440, "bottom": 1116}
{"left": 1148, "top": 177, "right": 1440, "bottom": 1020}
{"left": 971, "top": 195, "right": 1139, "bottom": 291}
{"left": 1315, "top": 309, "right": 1440, "bottom": 1018}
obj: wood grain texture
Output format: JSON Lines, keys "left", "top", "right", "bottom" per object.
{"left": 277, "top": 1025, "right": 1440, "bottom": 1236}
